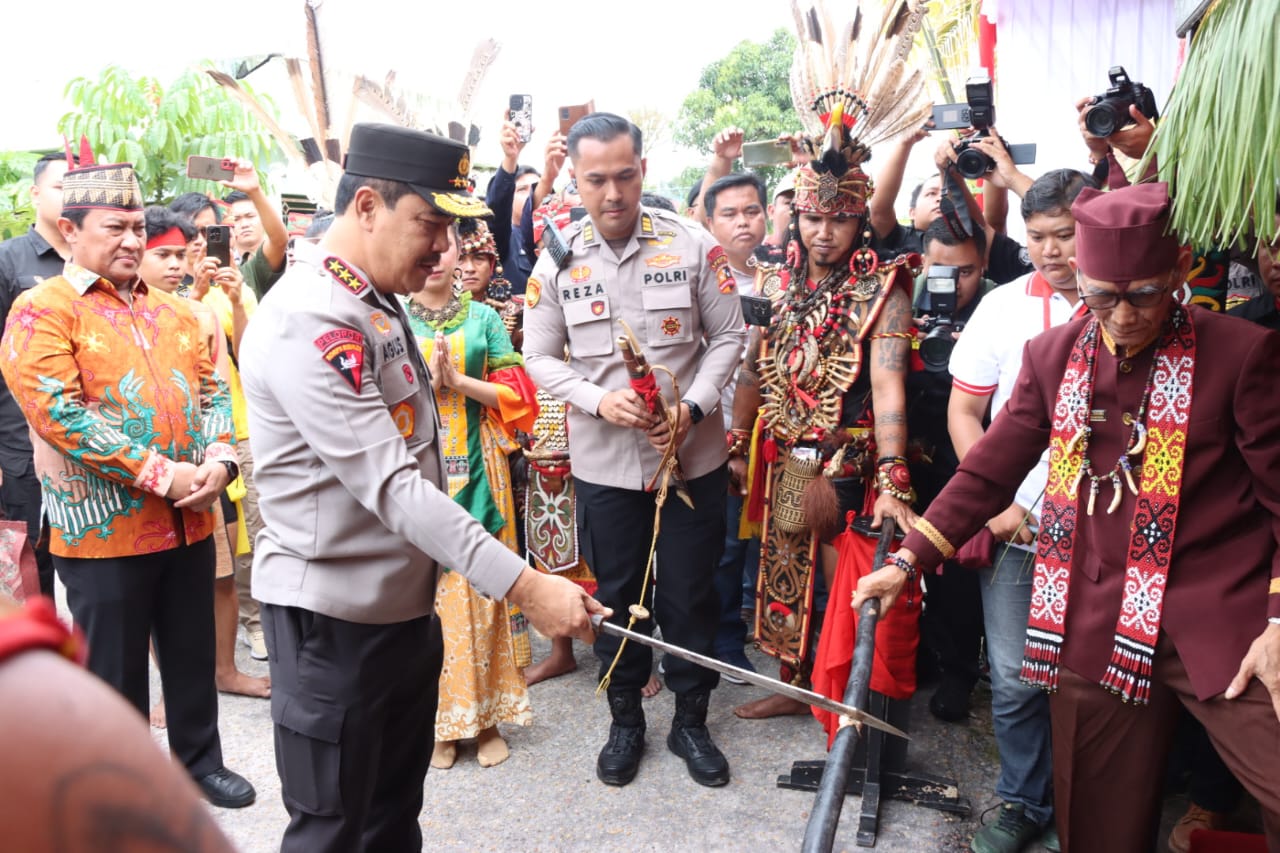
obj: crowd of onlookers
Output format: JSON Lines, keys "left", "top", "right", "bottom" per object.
{"left": 0, "top": 72, "right": 1277, "bottom": 852}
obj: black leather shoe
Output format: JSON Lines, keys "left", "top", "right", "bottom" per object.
{"left": 196, "top": 767, "right": 256, "bottom": 808}
{"left": 669, "top": 691, "right": 730, "bottom": 787}
{"left": 596, "top": 723, "right": 646, "bottom": 786}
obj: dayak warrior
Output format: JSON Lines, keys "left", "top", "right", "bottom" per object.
{"left": 728, "top": 119, "right": 923, "bottom": 720}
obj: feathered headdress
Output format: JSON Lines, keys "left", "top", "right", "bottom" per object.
{"left": 788, "top": 0, "right": 932, "bottom": 216}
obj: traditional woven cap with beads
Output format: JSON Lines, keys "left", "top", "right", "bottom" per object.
{"left": 788, "top": 1, "right": 932, "bottom": 217}
{"left": 61, "top": 164, "right": 144, "bottom": 213}
{"left": 1072, "top": 183, "right": 1181, "bottom": 284}
{"left": 458, "top": 218, "right": 498, "bottom": 259}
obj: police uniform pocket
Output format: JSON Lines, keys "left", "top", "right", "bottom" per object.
{"left": 642, "top": 285, "right": 693, "bottom": 347}
{"left": 379, "top": 355, "right": 420, "bottom": 404}
{"left": 271, "top": 693, "right": 346, "bottom": 816}
{"left": 564, "top": 298, "right": 615, "bottom": 357}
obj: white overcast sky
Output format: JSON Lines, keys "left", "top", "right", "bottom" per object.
{"left": 8, "top": 0, "right": 798, "bottom": 181}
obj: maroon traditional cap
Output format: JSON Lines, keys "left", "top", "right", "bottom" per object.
{"left": 1071, "top": 183, "right": 1181, "bottom": 283}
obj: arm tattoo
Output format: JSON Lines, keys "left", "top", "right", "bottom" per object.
{"left": 873, "top": 288, "right": 911, "bottom": 372}
{"left": 52, "top": 761, "right": 230, "bottom": 852}
{"left": 875, "top": 412, "right": 906, "bottom": 425}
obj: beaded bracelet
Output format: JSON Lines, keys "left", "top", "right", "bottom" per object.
{"left": 726, "top": 428, "right": 751, "bottom": 459}
{"left": 884, "top": 553, "right": 918, "bottom": 606}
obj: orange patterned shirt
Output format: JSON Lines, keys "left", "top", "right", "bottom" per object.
{"left": 0, "top": 264, "right": 236, "bottom": 558}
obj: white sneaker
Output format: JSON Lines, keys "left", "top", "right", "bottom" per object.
{"left": 248, "top": 629, "right": 268, "bottom": 661}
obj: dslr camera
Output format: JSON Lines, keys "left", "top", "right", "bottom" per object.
{"left": 1082, "top": 66, "right": 1159, "bottom": 138}
{"left": 916, "top": 265, "right": 963, "bottom": 373}
{"left": 947, "top": 75, "right": 1037, "bottom": 180}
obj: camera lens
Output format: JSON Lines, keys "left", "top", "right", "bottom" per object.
{"left": 919, "top": 327, "right": 955, "bottom": 373}
{"left": 955, "top": 147, "right": 993, "bottom": 180}
{"left": 1084, "top": 102, "right": 1120, "bottom": 137}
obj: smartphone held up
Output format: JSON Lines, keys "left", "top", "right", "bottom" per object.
{"left": 509, "top": 94, "right": 533, "bottom": 143}
{"left": 205, "top": 224, "right": 233, "bottom": 270}
{"left": 186, "top": 155, "right": 236, "bottom": 182}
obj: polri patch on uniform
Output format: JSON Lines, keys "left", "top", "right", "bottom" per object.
{"left": 391, "top": 401, "right": 415, "bottom": 438}
{"left": 708, "top": 245, "right": 735, "bottom": 294}
{"left": 591, "top": 300, "right": 606, "bottom": 316}
{"left": 645, "top": 253, "right": 681, "bottom": 269}
{"left": 570, "top": 266, "right": 592, "bottom": 283}
{"left": 526, "top": 276, "right": 542, "bottom": 308}
{"left": 661, "top": 315, "right": 682, "bottom": 336}
{"left": 324, "top": 256, "right": 370, "bottom": 296}
{"left": 314, "top": 328, "right": 366, "bottom": 392}
{"left": 370, "top": 311, "right": 392, "bottom": 335}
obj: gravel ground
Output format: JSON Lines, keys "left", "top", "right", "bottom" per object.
{"left": 151, "top": 628, "right": 1068, "bottom": 853}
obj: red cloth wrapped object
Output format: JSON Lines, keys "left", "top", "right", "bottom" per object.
{"left": 811, "top": 513, "right": 920, "bottom": 747}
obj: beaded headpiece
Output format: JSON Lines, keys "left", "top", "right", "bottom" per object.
{"left": 457, "top": 217, "right": 498, "bottom": 260}
{"left": 788, "top": 1, "right": 932, "bottom": 216}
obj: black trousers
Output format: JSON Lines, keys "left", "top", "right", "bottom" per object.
{"left": 577, "top": 464, "right": 728, "bottom": 696}
{"left": 263, "top": 604, "right": 442, "bottom": 853}
{"left": 1, "top": 467, "right": 56, "bottom": 597}
{"left": 56, "top": 538, "right": 222, "bottom": 778}
{"left": 919, "top": 559, "right": 984, "bottom": 688}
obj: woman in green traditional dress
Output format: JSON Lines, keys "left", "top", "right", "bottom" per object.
{"left": 404, "top": 225, "right": 539, "bottom": 770}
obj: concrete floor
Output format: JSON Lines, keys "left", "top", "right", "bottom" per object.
{"left": 171, "top": 631, "right": 1058, "bottom": 853}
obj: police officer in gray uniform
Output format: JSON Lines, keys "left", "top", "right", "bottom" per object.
{"left": 522, "top": 113, "right": 746, "bottom": 789}
{"left": 241, "top": 123, "right": 605, "bottom": 853}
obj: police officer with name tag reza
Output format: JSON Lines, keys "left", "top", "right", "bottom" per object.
{"left": 522, "top": 112, "right": 746, "bottom": 789}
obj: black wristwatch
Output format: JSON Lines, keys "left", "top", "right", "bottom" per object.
{"left": 682, "top": 399, "right": 704, "bottom": 425}
{"left": 219, "top": 460, "right": 239, "bottom": 482}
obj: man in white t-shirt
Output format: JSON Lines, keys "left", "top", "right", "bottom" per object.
{"left": 946, "top": 169, "right": 1096, "bottom": 853}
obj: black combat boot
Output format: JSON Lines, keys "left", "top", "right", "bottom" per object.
{"left": 596, "top": 688, "right": 645, "bottom": 786}
{"left": 668, "top": 691, "right": 730, "bottom": 787}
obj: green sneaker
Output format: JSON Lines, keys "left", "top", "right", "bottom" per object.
{"left": 971, "top": 803, "right": 1043, "bottom": 853}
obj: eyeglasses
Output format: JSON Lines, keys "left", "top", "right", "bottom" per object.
{"left": 1077, "top": 274, "right": 1171, "bottom": 309}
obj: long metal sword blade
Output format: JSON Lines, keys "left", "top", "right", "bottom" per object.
{"left": 590, "top": 616, "right": 908, "bottom": 740}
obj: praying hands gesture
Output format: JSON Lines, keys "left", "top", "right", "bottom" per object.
{"left": 427, "top": 335, "right": 457, "bottom": 393}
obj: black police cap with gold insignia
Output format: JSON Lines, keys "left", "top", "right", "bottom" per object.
{"left": 343, "top": 123, "right": 491, "bottom": 219}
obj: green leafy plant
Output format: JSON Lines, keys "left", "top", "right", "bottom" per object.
{"left": 673, "top": 29, "right": 799, "bottom": 156}
{"left": 0, "top": 150, "right": 39, "bottom": 240}
{"left": 1145, "top": 0, "right": 1280, "bottom": 249}
{"left": 58, "top": 65, "right": 283, "bottom": 204}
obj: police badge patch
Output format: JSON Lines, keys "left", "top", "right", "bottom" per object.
{"left": 708, "top": 245, "right": 735, "bottom": 294}
{"left": 661, "top": 315, "right": 682, "bottom": 336}
{"left": 645, "top": 253, "right": 681, "bottom": 268}
{"left": 314, "top": 328, "right": 366, "bottom": 392}
{"left": 526, "top": 276, "right": 542, "bottom": 308}
{"left": 391, "top": 401, "right": 415, "bottom": 438}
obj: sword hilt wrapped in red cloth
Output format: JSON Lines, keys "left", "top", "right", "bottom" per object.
{"left": 617, "top": 323, "right": 693, "bottom": 508}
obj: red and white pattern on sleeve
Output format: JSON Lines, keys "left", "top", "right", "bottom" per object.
{"left": 133, "top": 451, "right": 176, "bottom": 497}
{"left": 203, "top": 442, "right": 239, "bottom": 467}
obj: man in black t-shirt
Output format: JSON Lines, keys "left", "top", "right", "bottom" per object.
{"left": 0, "top": 153, "right": 73, "bottom": 597}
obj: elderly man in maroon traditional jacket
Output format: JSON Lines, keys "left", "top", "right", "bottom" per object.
{"left": 853, "top": 182, "right": 1280, "bottom": 852}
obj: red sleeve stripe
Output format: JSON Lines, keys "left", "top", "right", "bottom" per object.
{"left": 951, "top": 378, "right": 997, "bottom": 396}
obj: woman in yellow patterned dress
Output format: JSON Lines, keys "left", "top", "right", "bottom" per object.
{"left": 404, "top": 226, "right": 539, "bottom": 769}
